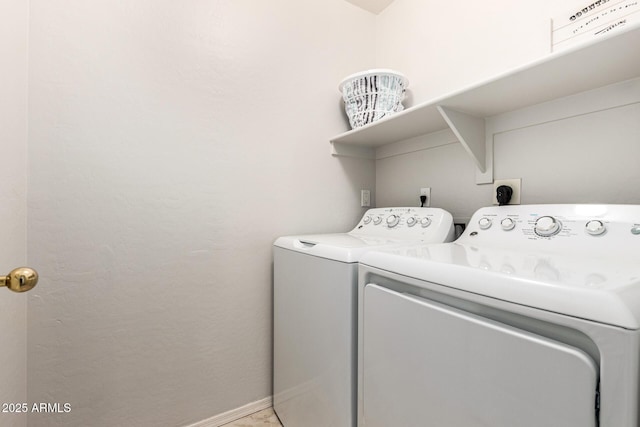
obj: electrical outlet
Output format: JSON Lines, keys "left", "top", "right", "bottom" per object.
{"left": 420, "top": 187, "right": 431, "bottom": 207}
{"left": 361, "top": 190, "right": 371, "bottom": 207}
{"left": 493, "top": 179, "right": 521, "bottom": 205}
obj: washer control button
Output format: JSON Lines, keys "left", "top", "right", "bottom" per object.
{"left": 386, "top": 214, "right": 400, "bottom": 228}
{"left": 585, "top": 220, "right": 606, "bottom": 236}
{"left": 534, "top": 216, "right": 561, "bottom": 237}
{"left": 372, "top": 216, "right": 382, "bottom": 225}
{"left": 478, "top": 217, "right": 492, "bottom": 230}
{"left": 420, "top": 217, "right": 432, "bottom": 228}
{"left": 363, "top": 215, "right": 372, "bottom": 224}
{"left": 407, "top": 217, "right": 417, "bottom": 227}
{"left": 500, "top": 218, "right": 515, "bottom": 231}
{"left": 631, "top": 226, "right": 640, "bottom": 235}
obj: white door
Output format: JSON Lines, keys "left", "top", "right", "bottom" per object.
{"left": 361, "top": 284, "right": 598, "bottom": 427}
{"left": 0, "top": 0, "right": 29, "bottom": 425}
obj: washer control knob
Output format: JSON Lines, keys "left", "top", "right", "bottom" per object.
{"left": 500, "top": 218, "right": 516, "bottom": 231}
{"left": 407, "top": 217, "right": 417, "bottom": 227}
{"left": 585, "top": 220, "right": 606, "bottom": 236}
{"left": 632, "top": 226, "right": 640, "bottom": 235}
{"left": 372, "top": 216, "right": 382, "bottom": 225}
{"left": 386, "top": 214, "right": 400, "bottom": 228}
{"left": 363, "top": 215, "right": 372, "bottom": 225}
{"left": 478, "top": 217, "right": 492, "bottom": 230}
{"left": 420, "top": 217, "right": 432, "bottom": 228}
{"left": 535, "top": 216, "right": 561, "bottom": 237}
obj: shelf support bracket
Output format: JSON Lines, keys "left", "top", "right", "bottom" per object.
{"left": 437, "top": 106, "right": 493, "bottom": 184}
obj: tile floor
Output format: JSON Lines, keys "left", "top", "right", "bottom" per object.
{"left": 221, "top": 408, "right": 282, "bottom": 427}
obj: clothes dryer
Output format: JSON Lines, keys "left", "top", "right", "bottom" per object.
{"left": 273, "top": 207, "right": 454, "bottom": 427}
{"left": 358, "top": 204, "right": 640, "bottom": 427}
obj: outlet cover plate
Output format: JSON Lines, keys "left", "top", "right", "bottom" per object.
{"left": 420, "top": 187, "right": 431, "bottom": 207}
{"left": 493, "top": 179, "right": 521, "bottom": 205}
{"left": 361, "top": 189, "right": 371, "bottom": 207}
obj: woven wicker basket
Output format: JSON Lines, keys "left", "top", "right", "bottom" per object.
{"left": 339, "top": 69, "right": 408, "bottom": 129}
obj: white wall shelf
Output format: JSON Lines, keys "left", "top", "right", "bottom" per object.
{"left": 330, "top": 24, "right": 640, "bottom": 183}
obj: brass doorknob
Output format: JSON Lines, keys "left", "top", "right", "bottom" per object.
{"left": 0, "top": 267, "right": 39, "bottom": 293}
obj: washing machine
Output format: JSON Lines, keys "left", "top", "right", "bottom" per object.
{"left": 357, "top": 204, "right": 640, "bottom": 427}
{"left": 273, "top": 207, "right": 454, "bottom": 427}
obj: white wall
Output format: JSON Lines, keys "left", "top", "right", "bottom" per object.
{"left": 374, "top": 0, "right": 640, "bottom": 219}
{"left": 0, "top": 0, "right": 28, "bottom": 426}
{"left": 376, "top": 0, "right": 560, "bottom": 103}
{"left": 26, "top": 1, "right": 375, "bottom": 426}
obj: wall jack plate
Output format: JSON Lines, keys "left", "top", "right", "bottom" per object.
{"left": 420, "top": 187, "right": 431, "bottom": 207}
{"left": 493, "top": 179, "right": 521, "bottom": 205}
{"left": 361, "top": 189, "right": 371, "bottom": 207}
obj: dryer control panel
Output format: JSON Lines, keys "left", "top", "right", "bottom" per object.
{"left": 462, "top": 204, "right": 640, "bottom": 256}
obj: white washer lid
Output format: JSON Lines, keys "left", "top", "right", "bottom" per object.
{"left": 360, "top": 242, "right": 640, "bottom": 329}
{"left": 274, "top": 233, "right": 421, "bottom": 263}
{"left": 274, "top": 207, "right": 454, "bottom": 263}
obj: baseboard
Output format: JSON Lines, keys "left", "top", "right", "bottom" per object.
{"left": 184, "top": 396, "right": 273, "bottom": 427}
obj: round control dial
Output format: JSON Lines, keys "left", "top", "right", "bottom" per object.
{"left": 478, "top": 217, "right": 492, "bottom": 230}
{"left": 500, "top": 218, "right": 515, "bottom": 231}
{"left": 363, "top": 216, "right": 372, "bottom": 225}
{"left": 420, "top": 217, "right": 431, "bottom": 228}
{"left": 386, "top": 214, "right": 400, "bottom": 228}
{"left": 632, "top": 226, "right": 640, "bottom": 235}
{"left": 407, "top": 217, "right": 417, "bottom": 227}
{"left": 534, "top": 216, "right": 561, "bottom": 237}
{"left": 372, "top": 216, "right": 382, "bottom": 225}
{"left": 585, "top": 220, "right": 606, "bottom": 236}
